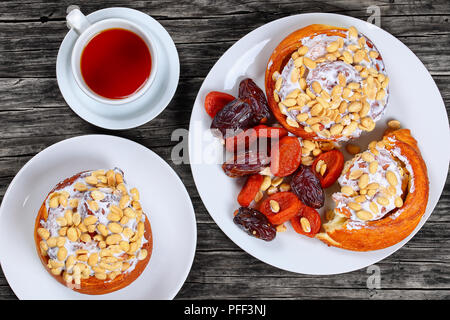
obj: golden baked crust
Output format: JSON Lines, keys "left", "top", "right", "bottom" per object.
{"left": 316, "top": 129, "right": 429, "bottom": 251}
{"left": 34, "top": 170, "right": 152, "bottom": 295}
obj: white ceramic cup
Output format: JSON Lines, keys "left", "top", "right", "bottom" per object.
{"left": 66, "top": 8, "right": 158, "bottom": 105}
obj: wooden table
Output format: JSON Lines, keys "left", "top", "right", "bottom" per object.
{"left": 0, "top": 0, "right": 449, "bottom": 300}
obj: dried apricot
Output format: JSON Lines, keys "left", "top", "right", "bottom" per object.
{"left": 259, "top": 192, "right": 302, "bottom": 225}
{"left": 253, "top": 124, "right": 289, "bottom": 139}
{"left": 224, "top": 125, "right": 289, "bottom": 153}
{"left": 270, "top": 136, "right": 302, "bottom": 177}
{"left": 237, "top": 174, "right": 264, "bottom": 207}
{"left": 290, "top": 206, "right": 321, "bottom": 238}
{"left": 204, "top": 91, "right": 235, "bottom": 118}
{"left": 225, "top": 128, "right": 258, "bottom": 153}
{"left": 311, "top": 150, "right": 344, "bottom": 188}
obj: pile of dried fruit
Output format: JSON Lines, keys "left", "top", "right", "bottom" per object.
{"left": 205, "top": 78, "right": 345, "bottom": 241}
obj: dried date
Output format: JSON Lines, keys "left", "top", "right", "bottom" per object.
{"left": 290, "top": 165, "right": 325, "bottom": 208}
{"left": 222, "top": 150, "right": 271, "bottom": 178}
{"left": 238, "top": 78, "right": 272, "bottom": 123}
{"left": 210, "top": 98, "right": 259, "bottom": 138}
{"left": 233, "top": 207, "right": 276, "bottom": 241}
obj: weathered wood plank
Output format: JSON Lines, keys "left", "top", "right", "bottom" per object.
{"left": 0, "top": 285, "right": 15, "bottom": 299}
{"left": 1, "top": 242, "right": 449, "bottom": 300}
{"left": 183, "top": 251, "right": 450, "bottom": 286}
{"left": 176, "top": 287, "right": 450, "bottom": 299}
{"left": 174, "top": 244, "right": 450, "bottom": 298}
{"left": 0, "top": 0, "right": 450, "bottom": 21}
{"left": 1, "top": 14, "right": 449, "bottom": 77}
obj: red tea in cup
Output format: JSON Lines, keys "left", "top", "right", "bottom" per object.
{"left": 80, "top": 28, "right": 151, "bottom": 100}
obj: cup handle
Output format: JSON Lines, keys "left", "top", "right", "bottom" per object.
{"left": 66, "top": 7, "right": 91, "bottom": 34}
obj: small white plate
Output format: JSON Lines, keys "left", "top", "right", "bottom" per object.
{"left": 56, "top": 7, "right": 180, "bottom": 130}
{"left": 0, "top": 135, "right": 196, "bottom": 299}
{"left": 189, "top": 13, "right": 450, "bottom": 275}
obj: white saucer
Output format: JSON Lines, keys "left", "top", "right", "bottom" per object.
{"left": 0, "top": 135, "right": 196, "bottom": 299}
{"left": 56, "top": 7, "right": 180, "bottom": 130}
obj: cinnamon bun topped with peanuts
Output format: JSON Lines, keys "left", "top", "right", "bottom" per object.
{"left": 265, "top": 24, "right": 389, "bottom": 141}
{"left": 333, "top": 140, "right": 406, "bottom": 224}
{"left": 316, "top": 129, "right": 429, "bottom": 251}
{"left": 34, "top": 168, "right": 152, "bottom": 295}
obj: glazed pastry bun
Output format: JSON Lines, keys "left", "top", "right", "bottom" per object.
{"left": 34, "top": 168, "right": 152, "bottom": 295}
{"left": 265, "top": 24, "right": 389, "bottom": 142}
{"left": 316, "top": 129, "right": 429, "bottom": 251}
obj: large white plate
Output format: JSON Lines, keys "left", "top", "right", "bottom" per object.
{"left": 189, "top": 13, "right": 449, "bottom": 275}
{"left": 0, "top": 135, "right": 196, "bottom": 299}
